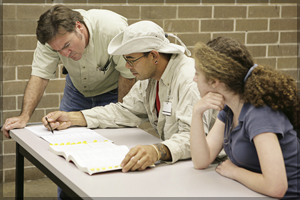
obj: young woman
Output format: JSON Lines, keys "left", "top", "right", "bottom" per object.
{"left": 190, "top": 37, "right": 299, "bottom": 199}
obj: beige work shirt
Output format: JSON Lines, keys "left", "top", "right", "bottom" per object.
{"left": 82, "top": 54, "right": 217, "bottom": 163}
{"left": 31, "top": 9, "right": 135, "bottom": 97}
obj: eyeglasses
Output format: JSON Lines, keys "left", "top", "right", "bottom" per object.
{"left": 123, "top": 54, "right": 148, "bottom": 67}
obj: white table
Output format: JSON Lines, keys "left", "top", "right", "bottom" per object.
{"left": 10, "top": 126, "right": 272, "bottom": 199}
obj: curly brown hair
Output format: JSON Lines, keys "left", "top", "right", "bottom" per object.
{"left": 36, "top": 5, "right": 86, "bottom": 45}
{"left": 193, "top": 37, "right": 299, "bottom": 130}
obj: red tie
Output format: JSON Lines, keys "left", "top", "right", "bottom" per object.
{"left": 156, "top": 81, "right": 160, "bottom": 115}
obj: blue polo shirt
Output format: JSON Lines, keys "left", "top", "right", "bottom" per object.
{"left": 218, "top": 103, "right": 299, "bottom": 199}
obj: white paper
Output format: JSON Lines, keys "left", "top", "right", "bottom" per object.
{"left": 25, "top": 125, "right": 112, "bottom": 144}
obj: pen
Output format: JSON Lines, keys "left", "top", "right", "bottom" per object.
{"left": 45, "top": 117, "right": 54, "bottom": 134}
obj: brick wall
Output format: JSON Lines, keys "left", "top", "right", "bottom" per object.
{"left": 1, "top": 1, "right": 299, "bottom": 183}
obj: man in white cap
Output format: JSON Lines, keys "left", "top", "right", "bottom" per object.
{"left": 42, "top": 21, "right": 216, "bottom": 173}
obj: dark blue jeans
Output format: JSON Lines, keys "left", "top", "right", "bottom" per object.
{"left": 58, "top": 74, "right": 118, "bottom": 199}
{"left": 60, "top": 74, "right": 118, "bottom": 112}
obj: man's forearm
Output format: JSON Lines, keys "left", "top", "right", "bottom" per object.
{"left": 118, "top": 75, "right": 136, "bottom": 102}
{"left": 21, "top": 75, "right": 49, "bottom": 118}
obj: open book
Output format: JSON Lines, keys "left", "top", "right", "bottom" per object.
{"left": 25, "top": 125, "right": 128, "bottom": 175}
{"left": 49, "top": 141, "right": 129, "bottom": 175}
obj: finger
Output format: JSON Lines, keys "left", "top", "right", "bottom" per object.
{"left": 137, "top": 157, "right": 152, "bottom": 171}
{"left": 47, "top": 111, "right": 62, "bottom": 122}
{"left": 121, "top": 148, "right": 138, "bottom": 170}
{"left": 56, "top": 122, "right": 72, "bottom": 130}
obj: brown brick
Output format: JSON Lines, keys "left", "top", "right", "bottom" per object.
{"left": 3, "top": 5, "right": 16, "bottom": 19}
{"left": 213, "top": 33, "right": 245, "bottom": 44}
{"left": 3, "top": 67, "right": 16, "bottom": 81}
{"left": 166, "top": 0, "right": 200, "bottom": 3}
{"left": 2, "top": 111, "right": 21, "bottom": 123}
{"left": 248, "top": 6, "right": 280, "bottom": 18}
{"left": 3, "top": 36, "right": 17, "bottom": 50}
{"left": 17, "top": 5, "right": 51, "bottom": 20}
{"left": 282, "top": 6, "right": 298, "bottom": 18}
{"left": 3, "top": 20, "right": 36, "bottom": 35}
{"left": 3, "top": 96, "right": 16, "bottom": 111}
{"left": 18, "top": 95, "right": 60, "bottom": 110}
{"left": 214, "top": 6, "right": 247, "bottom": 18}
{"left": 277, "top": 57, "right": 297, "bottom": 69}
{"left": 270, "top": 19, "right": 297, "bottom": 31}
{"left": 202, "top": 0, "right": 235, "bottom": 3}
{"left": 270, "top": 0, "right": 299, "bottom": 4}
{"left": 128, "top": 19, "right": 163, "bottom": 27}
{"left": 67, "top": 5, "right": 102, "bottom": 10}
{"left": 247, "top": 32, "right": 279, "bottom": 44}
{"left": 37, "top": 95, "right": 60, "bottom": 109}
{"left": 236, "top": 19, "right": 268, "bottom": 31}
{"left": 279, "top": 69, "right": 298, "bottom": 80}
{"left": 165, "top": 20, "right": 199, "bottom": 33}
{"left": 3, "top": 0, "right": 46, "bottom": 2}
{"left": 3, "top": 81, "right": 28, "bottom": 95}
{"left": 4, "top": 141, "right": 16, "bottom": 154}
{"left": 237, "top": 0, "right": 268, "bottom": 3}
{"left": 28, "top": 110, "right": 45, "bottom": 123}
{"left": 280, "top": 32, "right": 297, "bottom": 44}
{"left": 4, "top": 167, "right": 46, "bottom": 182}
{"left": 3, "top": 155, "right": 15, "bottom": 169}
{"left": 178, "top": 6, "right": 212, "bottom": 18}
{"left": 46, "top": 108, "right": 61, "bottom": 115}
{"left": 246, "top": 46, "right": 267, "bottom": 57}
{"left": 4, "top": 169, "right": 16, "bottom": 182}
{"left": 141, "top": 6, "right": 177, "bottom": 19}
{"left": 17, "top": 36, "right": 38, "bottom": 50}
{"left": 102, "top": 6, "right": 140, "bottom": 19}
{"left": 129, "top": 0, "right": 163, "bottom": 3}
{"left": 201, "top": 20, "right": 233, "bottom": 32}
{"left": 3, "top": 52, "right": 34, "bottom": 66}
{"left": 268, "top": 45, "right": 298, "bottom": 56}
{"left": 89, "top": 0, "right": 126, "bottom": 3}
{"left": 17, "top": 66, "right": 32, "bottom": 80}
{"left": 177, "top": 33, "right": 211, "bottom": 47}
{"left": 45, "top": 80, "right": 66, "bottom": 94}
{"left": 24, "top": 167, "right": 46, "bottom": 181}
{"left": 254, "top": 58, "right": 276, "bottom": 69}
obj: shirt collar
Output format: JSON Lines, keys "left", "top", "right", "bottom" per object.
{"left": 160, "top": 54, "right": 182, "bottom": 87}
{"left": 83, "top": 15, "right": 94, "bottom": 54}
{"left": 238, "top": 102, "right": 253, "bottom": 122}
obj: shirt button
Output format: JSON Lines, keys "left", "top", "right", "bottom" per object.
{"left": 84, "top": 86, "right": 86, "bottom": 88}
{"left": 84, "top": 77, "right": 86, "bottom": 80}
{"left": 83, "top": 66, "right": 86, "bottom": 69}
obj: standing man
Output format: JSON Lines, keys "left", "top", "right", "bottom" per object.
{"left": 2, "top": 5, "right": 136, "bottom": 138}
{"left": 42, "top": 21, "right": 216, "bottom": 172}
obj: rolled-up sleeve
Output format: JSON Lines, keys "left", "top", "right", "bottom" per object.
{"left": 81, "top": 81, "right": 148, "bottom": 128}
{"left": 31, "top": 42, "right": 60, "bottom": 79}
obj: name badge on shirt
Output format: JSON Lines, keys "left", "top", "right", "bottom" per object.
{"left": 162, "top": 102, "right": 172, "bottom": 116}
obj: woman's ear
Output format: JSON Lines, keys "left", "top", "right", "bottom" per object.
{"left": 211, "top": 78, "right": 220, "bottom": 89}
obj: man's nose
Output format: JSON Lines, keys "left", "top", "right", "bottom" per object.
{"left": 125, "top": 62, "right": 133, "bottom": 69}
{"left": 60, "top": 49, "right": 71, "bottom": 57}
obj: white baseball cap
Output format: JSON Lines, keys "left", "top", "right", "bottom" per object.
{"left": 108, "top": 20, "right": 191, "bottom": 56}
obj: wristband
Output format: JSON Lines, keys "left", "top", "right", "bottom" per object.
{"left": 151, "top": 144, "right": 161, "bottom": 161}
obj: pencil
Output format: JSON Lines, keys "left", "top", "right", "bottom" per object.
{"left": 45, "top": 117, "right": 54, "bottom": 134}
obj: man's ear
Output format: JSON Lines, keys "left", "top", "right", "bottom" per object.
{"left": 150, "top": 50, "right": 160, "bottom": 64}
{"left": 76, "top": 21, "right": 83, "bottom": 31}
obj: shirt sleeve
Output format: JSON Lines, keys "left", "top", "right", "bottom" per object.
{"left": 217, "top": 105, "right": 229, "bottom": 123}
{"left": 161, "top": 81, "right": 217, "bottom": 163}
{"left": 31, "top": 42, "right": 60, "bottom": 79}
{"left": 245, "top": 106, "right": 286, "bottom": 142}
{"left": 81, "top": 81, "right": 148, "bottom": 128}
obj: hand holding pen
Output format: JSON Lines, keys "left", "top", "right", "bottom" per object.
{"left": 45, "top": 117, "right": 54, "bottom": 134}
